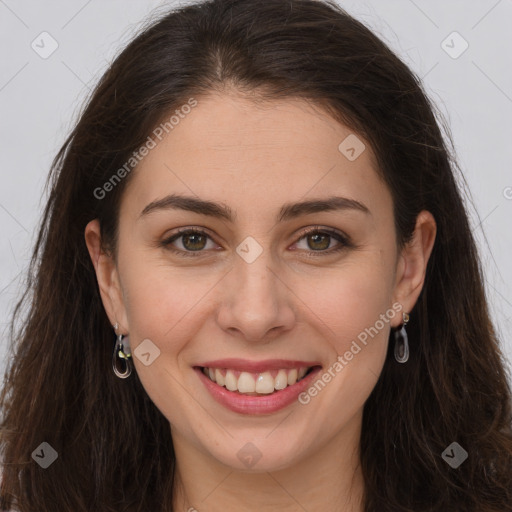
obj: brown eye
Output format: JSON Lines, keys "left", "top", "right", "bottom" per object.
{"left": 161, "top": 228, "right": 218, "bottom": 256}
{"left": 161, "top": 226, "right": 351, "bottom": 258}
{"left": 181, "top": 232, "right": 207, "bottom": 251}
{"left": 293, "top": 227, "right": 352, "bottom": 255}
{"left": 306, "top": 232, "right": 331, "bottom": 251}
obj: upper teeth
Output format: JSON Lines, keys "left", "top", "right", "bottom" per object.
{"left": 203, "top": 367, "right": 311, "bottom": 394}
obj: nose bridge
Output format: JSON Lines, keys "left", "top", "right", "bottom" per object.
{"left": 233, "top": 234, "right": 276, "bottom": 291}
{"left": 233, "top": 245, "right": 280, "bottom": 316}
{"left": 217, "top": 238, "right": 295, "bottom": 341}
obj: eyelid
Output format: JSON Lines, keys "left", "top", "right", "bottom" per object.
{"left": 160, "top": 225, "right": 352, "bottom": 256}
{"left": 291, "top": 225, "right": 352, "bottom": 251}
{"left": 293, "top": 224, "right": 349, "bottom": 240}
{"left": 160, "top": 227, "right": 221, "bottom": 257}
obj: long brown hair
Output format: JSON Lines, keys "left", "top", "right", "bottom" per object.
{"left": 1, "top": 0, "right": 511, "bottom": 510}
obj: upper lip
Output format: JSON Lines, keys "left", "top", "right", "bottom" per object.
{"left": 196, "top": 358, "right": 322, "bottom": 373}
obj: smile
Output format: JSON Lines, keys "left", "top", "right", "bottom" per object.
{"left": 201, "top": 366, "right": 312, "bottom": 394}
{"left": 194, "top": 359, "right": 323, "bottom": 414}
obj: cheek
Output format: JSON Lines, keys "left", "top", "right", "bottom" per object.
{"left": 117, "top": 251, "right": 221, "bottom": 350}
{"left": 116, "top": 257, "right": 217, "bottom": 414}
{"left": 289, "top": 260, "right": 396, "bottom": 433}
{"left": 299, "top": 260, "right": 395, "bottom": 344}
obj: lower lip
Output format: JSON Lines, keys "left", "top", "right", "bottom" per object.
{"left": 195, "top": 366, "right": 322, "bottom": 415}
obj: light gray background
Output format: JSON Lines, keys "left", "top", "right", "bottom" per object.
{"left": 1, "top": 0, "right": 511, "bottom": 381}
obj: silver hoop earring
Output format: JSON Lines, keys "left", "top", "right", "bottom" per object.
{"left": 394, "top": 312, "right": 410, "bottom": 363}
{"left": 112, "top": 331, "right": 133, "bottom": 379}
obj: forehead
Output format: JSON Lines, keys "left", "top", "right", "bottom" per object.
{"left": 155, "top": 92, "right": 376, "bottom": 165}
{"left": 122, "top": 92, "right": 386, "bottom": 217}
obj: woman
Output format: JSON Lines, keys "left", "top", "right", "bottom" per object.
{"left": 1, "top": 0, "right": 511, "bottom": 510}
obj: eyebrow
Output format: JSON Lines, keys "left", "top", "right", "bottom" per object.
{"left": 139, "top": 193, "right": 370, "bottom": 222}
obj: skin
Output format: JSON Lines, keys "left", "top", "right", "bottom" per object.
{"left": 85, "top": 90, "right": 436, "bottom": 512}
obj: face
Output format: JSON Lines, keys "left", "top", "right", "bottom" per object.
{"left": 86, "top": 91, "right": 434, "bottom": 472}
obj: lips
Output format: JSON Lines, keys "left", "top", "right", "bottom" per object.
{"left": 198, "top": 358, "right": 320, "bottom": 373}
{"left": 194, "top": 358, "right": 322, "bottom": 414}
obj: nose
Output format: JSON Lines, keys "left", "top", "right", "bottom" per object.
{"left": 216, "top": 247, "right": 296, "bottom": 343}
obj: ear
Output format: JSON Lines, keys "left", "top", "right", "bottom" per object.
{"left": 84, "top": 219, "right": 129, "bottom": 333}
{"left": 391, "top": 210, "right": 436, "bottom": 327}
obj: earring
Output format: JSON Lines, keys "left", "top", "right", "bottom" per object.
{"left": 394, "top": 312, "right": 410, "bottom": 363}
{"left": 112, "top": 325, "right": 133, "bottom": 379}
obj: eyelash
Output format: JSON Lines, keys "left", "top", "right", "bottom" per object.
{"left": 160, "top": 226, "right": 353, "bottom": 258}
